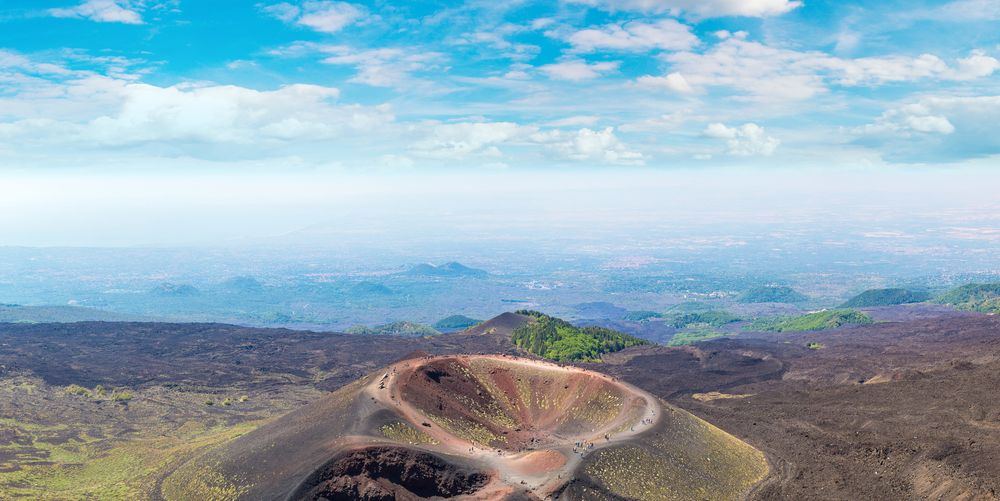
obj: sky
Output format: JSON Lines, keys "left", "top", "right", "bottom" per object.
{"left": 1, "top": 0, "right": 1000, "bottom": 246}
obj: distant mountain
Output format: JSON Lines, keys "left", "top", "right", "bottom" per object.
{"left": 405, "top": 262, "right": 488, "bottom": 278}
{"left": 935, "top": 283, "right": 1000, "bottom": 314}
{"left": 221, "top": 276, "right": 263, "bottom": 293}
{"left": 0, "top": 304, "right": 141, "bottom": 323}
{"left": 841, "top": 288, "right": 930, "bottom": 308}
{"left": 345, "top": 321, "right": 440, "bottom": 337}
{"left": 738, "top": 286, "right": 808, "bottom": 304}
{"left": 349, "top": 281, "right": 394, "bottom": 296}
{"left": 748, "top": 309, "right": 874, "bottom": 333}
{"left": 511, "top": 310, "right": 650, "bottom": 362}
{"left": 573, "top": 301, "right": 627, "bottom": 319}
{"left": 623, "top": 310, "right": 663, "bottom": 321}
{"left": 462, "top": 311, "right": 532, "bottom": 337}
{"left": 433, "top": 315, "right": 481, "bottom": 331}
{"left": 150, "top": 283, "right": 199, "bottom": 297}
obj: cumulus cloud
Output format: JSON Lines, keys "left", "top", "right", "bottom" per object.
{"left": 0, "top": 73, "right": 394, "bottom": 154}
{"left": 49, "top": 0, "right": 144, "bottom": 24}
{"left": 262, "top": 1, "right": 365, "bottom": 33}
{"left": 565, "top": 0, "right": 802, "bottom": 18}
{"left": 639, "top": 38, "right": 1000, "bottom": 101}
{"left": 409, "top": 122, "right": 642, "bottom": 165}
{"left": 703, "top": 122, "right": 780, "bottom": 156}
{"left": 561, "top": 19, "right": 698, "bottom": 52}
{"left": 855, "top": 95, "right": 1000, "bottom": 162}
{"left": 411, "top": 122, "right": 534, "bottom": 160}
{"left": 539, "top": 60, "right": 620, "bottom": 81}
{"left": 540, "top": 127, "right": 644, "bottom": 165}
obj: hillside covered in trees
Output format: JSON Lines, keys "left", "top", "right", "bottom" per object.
{"left": 511, "top": 311, "right": 649, "bottom": 362}
{"left": 935, "top": 283, "right": 1000, "bottom": 314}
{"left": 841, "top": 288, "right": 930, "bottom": 308}
{"left": 749, "top": 309, "right": 874, "bottom": 333}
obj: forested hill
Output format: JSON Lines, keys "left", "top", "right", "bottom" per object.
{"left": 511, "top": 310, "right": 649, "bottom": 362}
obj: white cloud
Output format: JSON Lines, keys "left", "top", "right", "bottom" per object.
{"left": 619, "top": 111, "right": 689, "bottom": 132}
{"left": 562, "top": 19, "right": 698, "bottom": 52}
{"left": 921, "top": 0, "right": 1000, "bottom": 21}
{"left": 854, "top": 95, "right": 1000, "bottom": 162}
{"left": 544, "top": 115, "right": 601, "bottom": 127}
{"left": 49, "top": 0, "right": 144, "bottom": 24}
{"left": 539, "top": 60, "right": 620, "bottom": 81}
{"left": 541, "top": 127, "right": 644, "bottom": 164}
{"left": 952, "top": 50, "right": 1000, "bottom": 80}
{"left": 703, "top": 122, "right": 780, "bottom": 156}
{"left": 641, "top": 39, "right": 1000, "bottom": 102}
{"left": 565, "top": 0, "right": 802, "bottom": 18}
{"left": 634, "top": 72, "right": 694, "bottom": 93}
{"left": 411, "top": 122, "right": 534, "bottom": 160}
{"left": 409, "top": 122, "right": 643, "bottom": 165}
{"left": 0, "top": 75, "right": 394, "bottom": 151}
{"left": 271, "top": 43, "right": 445, "bottom": 88}
{"left": 262, "top": 1, "right": 365, "bottom": 33}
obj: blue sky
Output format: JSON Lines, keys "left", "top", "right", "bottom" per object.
{"left": 1, "top": 0, "right": 999, "bottom": 172}
{"left": 1, "top": 1, "right": 1000, "bottom": 246}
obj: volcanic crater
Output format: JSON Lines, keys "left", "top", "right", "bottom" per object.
{"left": 165, "top": 354, "right": 768, "bottom": 500}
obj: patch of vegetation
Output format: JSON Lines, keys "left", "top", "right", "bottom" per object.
{"left": 841, "top": 288, "right": 930, "bottom": 308}
{"left": 64, "top": 384, "right": 132, "bottom": 402}
{"left": 935, "top": 283, "right": 1000, "bottom": 314}
{"left": 666, "top": 301, "right": 717, "bottom": 313}
{"left": 433, "top": 315, "right": 481, "bottom": 330}
{"left": 806, "top": 342, "right": 825, "bottom": 350}
{"left": 379, "top": 421, "right": 439, "bottom": 445}
{"left": 64, "top": 384, "right": 92, "bottom": 397}
{"left": 738, "top": 286, "right": 808, "bottom": 304}
{"left": 665, "top": 310, "right": 741, "bottom": 329}
{"left": 623, "top": 310, "right": 662, "bottom": 321}
{"left": 667, "top": 327, "right": 731, "bottom": 346}
{"left": 748, "top": 309, "right": 874, "bottom": 333}
{"left": 110, "top": 391, "right": 133, "bottom": 402}
{"left": 511, "top": 311, "right": 650, "bottom": 362}
{"left": 345, "top": 321, "right": 441, "bottom": 337}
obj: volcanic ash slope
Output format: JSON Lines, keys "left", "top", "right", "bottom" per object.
{"left": 161, "top": 355, "right": 768, "bottom": 500}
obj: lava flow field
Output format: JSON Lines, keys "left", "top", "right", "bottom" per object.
{"left": 163, "top": 354, "right": 767, "bottom": 500}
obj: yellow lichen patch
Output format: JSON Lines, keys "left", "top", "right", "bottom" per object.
{"left": 0, "top": 418, "right": 260, "bottom": 501}
{"left": 692, "top": 391, "right": 755, "bottom": 402}
{"left": 427, "top": 414, "right": 503, "bottom": 448}
{"left": 582, "top": 405, "right": 769, "bottom": 501}
{"left": 379, "top": 421, "right": 439, "bottom": 446}
{"left": 568, "top": 387, "right": 625, "bottom": 427}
